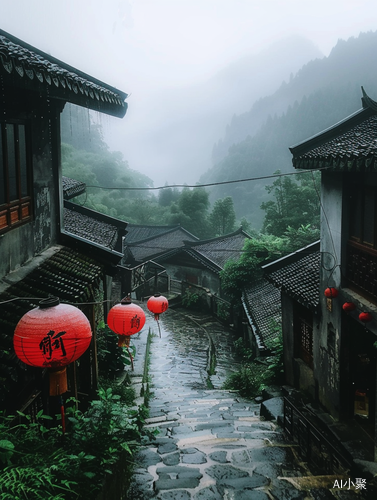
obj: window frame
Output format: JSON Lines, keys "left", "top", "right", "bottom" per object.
{"left": 349, "top": 183, "right": 377, "bottom": 249}
{"left": 0, "top": 120, "right": 32, "bottom": 233}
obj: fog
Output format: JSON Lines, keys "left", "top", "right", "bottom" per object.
{"left": 2, "top": 0, "right": 377, "bottom": 185}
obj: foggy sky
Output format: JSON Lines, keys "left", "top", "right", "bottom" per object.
{"left": 2, "top": 0, "right": 377, "bottom": 185}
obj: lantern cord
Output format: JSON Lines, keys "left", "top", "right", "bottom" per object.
{"left": 126, "top": 347, "right": 134, "bottom": 371}
{"left": 60, "top": 396, "right": 66, "bottom": 435}
{"left": 156, "top": 320, "right": 162, "bottom": 338}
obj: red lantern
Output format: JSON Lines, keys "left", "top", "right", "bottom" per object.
{"left": 359, "top": 312, "right": 373, "bottom": 323}
{"left": 13, "top": 297, "right": 92, "bottom": 396}
{"left": 324, "top": 287, "right": 339, "bottom": 298}
{"left": 147, "top": 293, "right": 169, "bottom": 321}
{"left": 107, "top": 297, "right": 146, "bottom": 347}
{"left": 342, "top": 302, "right": 356, "bottom": 313}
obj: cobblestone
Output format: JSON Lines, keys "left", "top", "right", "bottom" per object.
{"left": 127, "top": 307, "right": 357, "bottom": 499}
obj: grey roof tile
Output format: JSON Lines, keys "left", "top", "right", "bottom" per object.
{"left": 126, "top": 227, "right": 198, "bottom": 263}
{"left": 184, "top": 229, "right": 252, "bottom": 270}
{"left": 266, "top": 251, "right": 320, "bottom": 310}
{"left": 0, "top": 29, "right": 127, "bottom": 117}
{"left": 290, "top": 89, "right": 377, "bottom": 171}
{"left": 242, "top": 279, "right": 282, "bottom": 352}
{"left": 63, "top": 208, "right": 119, "bottom": 250}
{"left": 124, "top": 224, "right": 182, "bottom": 244}
{"left": 62, "top": 177, "right": 86, "bottom": 200}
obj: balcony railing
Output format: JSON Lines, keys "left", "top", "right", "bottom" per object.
{"left": 347, "top": 241, "right": 377, "bottom": 302}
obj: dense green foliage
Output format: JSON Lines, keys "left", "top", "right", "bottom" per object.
{"left": 96, "top": 321, "right": 137, "bottom": 378}
{"left": 209, "top": 196, "right": 236, "bottom": 236}
{"left": 61, "top": 106, "right": 245, "bottom": 238}
{"left": 0, "top": 315, "right": 148, "bottom": 499}
{"left": 0, "top": 388, "right": 147, "bottom": 499}
{"left": 220, "top": 236, "right": 285, "bottom": 300}
{"left": 224, "top": 324, "right": 284, "bottom": 397}
{"left": 261, "top": 170, "right": 320, "bottom": 236}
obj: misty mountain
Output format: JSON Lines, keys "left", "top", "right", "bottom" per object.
{"left": 202, "top": 30, "right": 377, "bottom": 229}
{"left": 106, "top": 36, "right": 322, "bottom": 185}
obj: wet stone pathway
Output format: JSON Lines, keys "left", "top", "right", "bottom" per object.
{"left": 127, "top": 308, "right": 332, "bottom": 500}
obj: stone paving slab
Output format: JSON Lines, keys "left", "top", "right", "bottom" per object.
{"left": 127, "top": 308, "right": 362, "bottom": 499}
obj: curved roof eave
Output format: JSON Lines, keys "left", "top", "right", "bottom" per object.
{"left": 0, "top": 29, "right": 128, "bottom": 118}
{"left": 289, "top": 87, "right": 377, "bottom": 161}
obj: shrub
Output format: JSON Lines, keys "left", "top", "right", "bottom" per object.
{"left": 0, "top": 386, "right": 147, "bottom": 499}
{"left": 96, "top": 321, "right": 136, "bottom": 377}
{"left": 181, "top": 289, "right": 200, "bottom": 309}
{"left": 224, "top": 328, "right": 284, "bottom": 398}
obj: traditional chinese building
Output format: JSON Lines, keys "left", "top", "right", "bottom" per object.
{"left": 263, "top": 241, "right": 320, "bottom": 388}
{"left": 0, "top": 29, "right": 128, "bottom": 414}
{"left": 286, "top": 87, "right": 377, "bottom": 461}
{"left": 154, "top": 228, "right": 252, "bottom": 297}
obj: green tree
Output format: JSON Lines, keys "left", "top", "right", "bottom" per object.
{"left": 220, "top": 235, "right": 285, "bottom": 300}
{"left": 209, "top": 196, "right": 236, "bottom": 236}
{"left": 260, "top": 171, "right": 320, "bottom": 237}
{"left": 168, "top": 186, "right": 211, "bottom": 237}
{"left": 158, "top": 185, "right": 180, "bottom": 207}
{"left": 283, "top": 224, "right": 320, "bottom": 251}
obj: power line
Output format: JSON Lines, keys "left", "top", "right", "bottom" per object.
{"left": 84, "top": 167, "right": 326, "bottom": 192}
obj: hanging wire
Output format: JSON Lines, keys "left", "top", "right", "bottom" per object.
{"left": 310, "top": 170, "right": 340, "bottom": 283}
{"left": 84, "top": 166, "right": 331, "bottom": 192}
{"left": 0, "top": 296, "right": 113, "bottom": 306}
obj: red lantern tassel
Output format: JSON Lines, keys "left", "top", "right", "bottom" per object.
{"left": 49, "top": 367, "right": 68, "bottom": 396}
{"left": 118, "top": 335, "right": 131, "bottom": 347}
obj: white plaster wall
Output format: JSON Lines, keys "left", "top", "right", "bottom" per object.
{"left": 318, "top": 172, "right": 344, "bottom": 417}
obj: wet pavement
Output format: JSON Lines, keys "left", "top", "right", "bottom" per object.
{"left": 127, "top": 307, "right": 368, "bottom": 499}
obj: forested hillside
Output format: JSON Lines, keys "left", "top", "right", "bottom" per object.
{"left": 203, "top": 31, "right": 377, "bottom": 228}
{"left": 61, "top": 105, "right": 240, "bottom": 238}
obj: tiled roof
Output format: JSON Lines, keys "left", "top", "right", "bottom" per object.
{"left": 63, "top": 208, "right": 118, "bottom": 250}
{"left": 0, "top": 247, "right": 103, "bottom": 337}
{"left": 0, "top": 29, "right": 127, "bottom": 117}
{"left": 62, "top": 177, "right": 86, "bottom": 200}
{"left": 0, "top": 246, "right": 103, "bottom": 406}
{"left": 290, "top": 88, "right": 377, "bottom": 171}
{"left": 124, "top": 224, "right": 181, "bottom": 244}
{"left": 185, "top": 228, "right": 251, "bottom": 270}
{"left": 242, "top": 279, "right": 282, "bottom": 352}
{"left": 125, "top": 226, "right": 198, "bottom": 263}
{"left": 265, "top": 249, "right": 320, "bottom": 311}
{"left": 62, "top": 201, "right": 128, "bottom": 255}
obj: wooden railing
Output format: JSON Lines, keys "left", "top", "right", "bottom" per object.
{"left": 284, "top": 397, "right": 352, "bottom": 475}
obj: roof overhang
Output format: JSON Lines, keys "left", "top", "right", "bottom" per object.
{"left": 0, "top": 29, "right": 128, "bottom": 118}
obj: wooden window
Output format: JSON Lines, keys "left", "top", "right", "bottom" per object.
{"left": 294, "top": 305, "right": 313, "bottom": 368}
{"left": 347, "top": 182, "right": 377, "bottom": 302}
{"left": 349, "top": 185, "right": 377, "bottom": 248}
{"left": 0, "top": 121, "right": 32, "bottom": 232}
